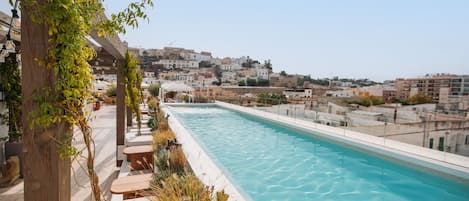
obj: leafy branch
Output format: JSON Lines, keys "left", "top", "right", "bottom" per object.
{"left": 21, "top": 0, "right": 154, "bottom": 200}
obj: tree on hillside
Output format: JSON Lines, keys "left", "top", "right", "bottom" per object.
{"left": 408, "top": 94, "right": 433, "bottom": 105}
{"left": 246, "top": 78, "right": 257, "bottom": 86}
{"left": 199, "top": 60, "right": 212, "bottom": 68}
{"left": 347, "top": 96, "right": 384, "bottom": 107}
{"left": 257, "top": 93, "right": 288, "bottom": 105}
{"left": 213, "top": 65, "right": 223, "bottom": 79}
{"left": 264, "top": 59, "right": 272, "bottom": 70}
{"left": 297, "top": 75, "right": 312, "bottom": 86}
{"left": 257, "top": 79, "right": 270, "bottom": 86}
{"left": 242, "top": 56, "right": 254, "bottom": 68}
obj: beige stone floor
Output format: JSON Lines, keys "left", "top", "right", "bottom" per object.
{"left": 0, "top": 105, "right": 119, "bottom": 201}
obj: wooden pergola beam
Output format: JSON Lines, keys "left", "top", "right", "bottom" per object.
{"left": 89, "top": 18, "right": 128, "bottom": 166}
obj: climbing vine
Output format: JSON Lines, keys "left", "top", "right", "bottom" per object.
{"left": 19, "top": 0, "right": 153, "bottom": 200}
{"left": 121, "top": 51, "right": 143, "bottom": 134}
{"left": 0, "top": 53, "right": 22, "bottom": 142}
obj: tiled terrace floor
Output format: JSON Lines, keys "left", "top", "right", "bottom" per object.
{"left": 0, "top": 105, "right": 118, "bottom": 201}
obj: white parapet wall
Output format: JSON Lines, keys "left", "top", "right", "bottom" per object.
{"left": 162, "top": 103, "right": 250, "bottom": 201}
{"left": 215, "top": 101, "right": 469, "bottom": 181}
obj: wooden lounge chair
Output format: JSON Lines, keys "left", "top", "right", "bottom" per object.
{"left": 123, "top": 145, "right": 154, "bottom": 170}
{"left": 110, "top": 173, "right": 153, "bottom": 199}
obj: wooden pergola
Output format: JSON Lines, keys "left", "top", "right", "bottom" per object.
{"left": 18, "top": 3, "right": 131, "bottom": 200}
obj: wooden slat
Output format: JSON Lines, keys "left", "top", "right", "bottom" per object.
{"left": 110, "top": 174, "right": 153, "bottom": 194}
{"left": 123, "top": 145, "right": 153, "bottom": 155}
{"left": 89, "top": 14, "right": 126, "bottom": 60}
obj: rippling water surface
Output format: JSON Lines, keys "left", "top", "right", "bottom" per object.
{"left": 170, "top": 106, "right": 469, "bottom": 201}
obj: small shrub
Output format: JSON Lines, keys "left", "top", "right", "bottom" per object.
{"left": 148, "top": 84, "right": 160, "bottom": 97}
{"left": 148, "top": 97, "right": 159, "bottom": 110}
{"left": 157, "top": 119, "right": 169, "bottom": 131}
{"left": 155, "top": 151, "right": 169, "bottom": 172}
{"left": 156, "top": 111, "right": 165, "bottom": 122}
{"left": 169, "top": 146, "right": 187, "bottom": 173}
{"left": 151, "top": 173, "right": 228, "bottom": 201}
{"left": 153, "top": 130, "right": 176, "bottom": 151}
{"left": 152, "top": 169, "right": 173, "bottom": 185}
{"left": 148, "top": 116, "right": 157, "bottom": 130}
{"left": 106, "top": 84, "right": 117, "bottom": 97}
{"left": 216, "top": 190, "right": 229, "bottom": 201}
{"left": 148, "top": 109, "right": 165, "bottom": 131}
{"left": 347, "top": 96, "right": 384, "bottom": 107}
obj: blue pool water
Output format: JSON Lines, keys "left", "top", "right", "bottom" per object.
{"left": 170, "top": 106, "right": 469, "bottom": 201}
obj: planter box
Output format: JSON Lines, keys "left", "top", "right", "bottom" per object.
{"left": 4, "top": 142, "right": 23, "bottom": 178}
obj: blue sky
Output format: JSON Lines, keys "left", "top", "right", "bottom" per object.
{"left": 2, "top": 0, "right": 469, "bottom": 81}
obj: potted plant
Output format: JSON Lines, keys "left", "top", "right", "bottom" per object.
{"left": 0, "top": 52, "right": 23, "bottom": 177}
{"left": 105, "top": 84, "right": 117, "bottom": 104}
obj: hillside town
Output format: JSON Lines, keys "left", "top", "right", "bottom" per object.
{"left": 90, "top": 46, "right": 469, "bottom": 157}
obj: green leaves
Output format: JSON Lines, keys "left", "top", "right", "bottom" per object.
{"left": 121, "top": 51, "right": 144, "bottom": 129}
{"left": 20, "top": 1, "right": 154, "bottom": 200}
{"left": 0, "top": 53, "right": 22, "bottom": 142}
{"left": 21, "top": 0, "right": 151, "bottom": 131}
{"left": 104, "top": 0, "right": 154, "bottom": 35}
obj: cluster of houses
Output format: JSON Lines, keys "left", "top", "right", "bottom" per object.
{"left": 127, "top": 47, "right": 271, "bottom": 87}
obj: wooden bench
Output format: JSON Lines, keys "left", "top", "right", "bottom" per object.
{"left": 110, "top": 173, "right": 153, "bottom": 199}
{"left": 123, "top": 145, "right": 154, "bottom": 170}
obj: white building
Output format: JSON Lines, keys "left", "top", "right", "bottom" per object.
{"left": 143, "top": 71, "right": 155, "bottom": 78}
{"left": 193, "top": 77, "right": 218, "bottom": 88}
{"left": 284, "top": 88, "right": 313, "bottom": 98}
{"left": 95, "top": 74, "right": 117, "bottom": 83}
{"left": 152, "top": 59, "right": 199, "bottom": 69}
{"left": 255, "top": 65, "right": 269, "bottom": 80}
{"left": 143, "top": 77, "right": 160, "bottom": 85}
{"left": 210, "top": 58, "right": 222, "bottom": 66}
{"left": 180, "top": 52, "right": 212, "bottom": 62}
{"left": 325, "top": 89, "right": 356, "bottom": 97}
{"left": 176, "top": 73, "right": 195, "bottom": 84}
{"left": 221, "top": 72, "right": 237, "bottom": 82}
{"left": 221, "top": 63, "right": 242, "bottom": 71}
{"left": 232, "top": 56, "right": 248, "bottom": 66}
{"left": 364, "top": 85, "right": 384, "bottom": 97}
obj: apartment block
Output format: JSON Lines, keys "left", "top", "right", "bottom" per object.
{"left": 395, "top": 74, "right": 469, "bottom": 103}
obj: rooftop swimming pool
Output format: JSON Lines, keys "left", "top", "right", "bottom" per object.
{"left": 169, "top": 105, "right": 469, "bottom": 201}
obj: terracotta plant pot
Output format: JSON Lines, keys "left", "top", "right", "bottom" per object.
{"left": 4, "top": 142, "right": 23, "bottom": 178}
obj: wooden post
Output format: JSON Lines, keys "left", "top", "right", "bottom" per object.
{"left": 89, "top": 18, "right": 127, "bottom": 167}
{"left": 116, "top": 61, "right": 126, "bottom": 166}
{"left": 22, "top": 1, "right": 71, "bottom": 200}
{"left": 127, "top": 106, "right": 133, "bottom": 127}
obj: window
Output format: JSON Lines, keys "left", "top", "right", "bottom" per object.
{"left": 438, "top": 137, "right": 445, "bottom": 151}
{"left": 429, "top": 138, "right": 434, "bottom": 149}
{"left": 466, "top": 135, "right": 469, "bottom": 145}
